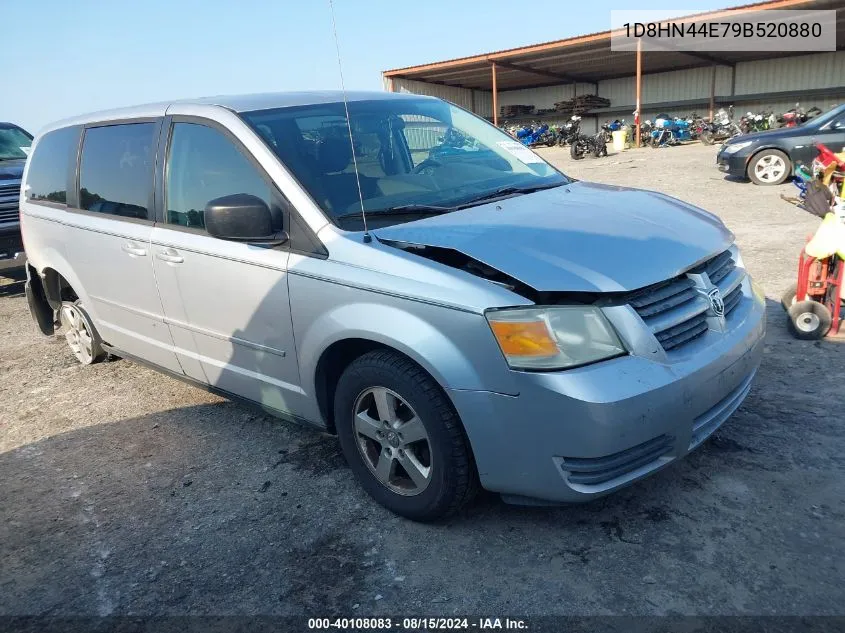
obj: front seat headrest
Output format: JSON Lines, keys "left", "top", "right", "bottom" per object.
{"left": 315, "top": 136, "right": 352, "bottom": 174}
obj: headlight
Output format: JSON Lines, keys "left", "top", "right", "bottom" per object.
{"left": 723, "top": 141, "right": 753, "bottom": 154}
{"left": 486, "top": 306, "right": 626, "bottom": 370}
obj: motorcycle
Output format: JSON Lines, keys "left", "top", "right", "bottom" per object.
{"left": 740, "top": 110, "right": 773, "bottom": 134}
{"left": 778, "top": 103, "right": 823, "bottom": 128}
{"left": 649, "top": 114, "right": 694, "bottom": 147}
{"left": 570, "top": 130, "right": 607, "bottom": 160}
{"left": 597, "top": 119, "right": 623, "bottom": 146}
{"left": 514, "top": 122, "right": 557, "bottom": 148}
{"left": 699, "top": 106, "right": 743, "bottom": 145}
{"left": 556, "top": 116, "right": 582, "bottom": 147}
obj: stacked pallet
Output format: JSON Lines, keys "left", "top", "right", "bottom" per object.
{"left": 553, "top": 95, "right": 611, "bottom": 116}
{"left": 500, "top": 104, "right": 534, "bottom": 118}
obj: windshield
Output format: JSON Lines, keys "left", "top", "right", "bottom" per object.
{"left": 241, "top": 98, "right": 568, "bottom": 229}
{"left": 0, "top": 124, "right": 33, "bottom": 161}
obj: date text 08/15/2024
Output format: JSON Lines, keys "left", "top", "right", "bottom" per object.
{"left": 307, "top": 617, "right": 528, "bottom": 630}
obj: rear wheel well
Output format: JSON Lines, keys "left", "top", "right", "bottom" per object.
{"left": 42, "top": 268, "right": 79, "bottom": 307}
{"left": 315, "top": 339, "right": 388, "bottom": 434}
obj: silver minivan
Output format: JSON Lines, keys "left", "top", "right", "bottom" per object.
{"left": 21, "top": 92, "right": 766, "bottom": 521}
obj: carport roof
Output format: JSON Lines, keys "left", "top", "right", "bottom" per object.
{"left": 382, "top": 0, "right": 845, "bottom": 91}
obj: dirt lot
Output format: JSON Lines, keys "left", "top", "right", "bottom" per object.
{"left": 1, "top": 143, "right": 843, "bottom": 617}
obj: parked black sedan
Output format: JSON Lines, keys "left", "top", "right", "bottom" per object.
{"left": 716, "top": 103, "right": 845, "bottom": 185}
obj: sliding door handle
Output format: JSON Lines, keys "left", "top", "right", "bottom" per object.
{"left": 156, "top": 249, "right": 184, "bottom": 264}
{"left": 121, "top": 242, "right": 147, "bottom": 257}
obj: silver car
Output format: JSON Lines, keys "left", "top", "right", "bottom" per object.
{"left": 20, "top": 92, "right": 765, "bottom": 521}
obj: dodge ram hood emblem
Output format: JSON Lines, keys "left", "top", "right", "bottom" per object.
{"left": 708, "top": 287, "right": 725, "bottom": 317}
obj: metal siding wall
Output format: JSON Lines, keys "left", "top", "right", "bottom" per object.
{"left": 597, "top": 66, "right": 731, "bottom": 107}
{"left": 644, "top": 66, "right": 732, "bottom": 103}
{"left": 473, "top": 90, "right": 493, "bottom": 118}
{"left": 598, "top": 76, "right": 634, "bottom": 107}
{"left": 734, "top": 51, "right": 845, "bottom": 94}
{"left": 386, "top": 77, "right": 495, "bottom": 118}
{"left": 389, "top": 78, "right": 475, "bottom": 111}
{"left": 496, "top": 83, "right": 596, "bottom": 110}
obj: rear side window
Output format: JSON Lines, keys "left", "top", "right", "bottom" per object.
{"left": 79, "top": 123, "right": 157, "bottom": 220}
{"left": 25, "top": 127, "right": 78, "bottom": 206}
{"left": 165, "top": 122, "right": 272, "bottom": 229}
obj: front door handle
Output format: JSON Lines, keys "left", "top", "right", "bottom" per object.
{"left": 121, "top": 242, "right": 147, "bottom": 257}
{"left": 156, "top": 249, "right": 184, "bottom": 264}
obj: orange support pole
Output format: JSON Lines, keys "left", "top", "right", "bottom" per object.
{"left": 635, "top": 38, "right": 642, "bottom": 148}
{"left": 491, "top": 62, "right": 498, "bottom": 126}
{"left": 709, "top": 64, "right": 717, "bottom": 121}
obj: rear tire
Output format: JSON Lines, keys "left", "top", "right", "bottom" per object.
{"left": 334, "top": 350, "right": 478, "bottom": 522}
{"left": 700, "top": 130, "right": 714, "bottom": 145}
{"left": 748, "top": 149, "right": 791, "bottom": 186}
{"left": 60, "top": 300, "right": 105, "bottom": 365}
{"left": 787, "top": 300, "right": 831, "bottom": 340}
{"left": 570, "top": 142, "right": 585, "bottom": 160}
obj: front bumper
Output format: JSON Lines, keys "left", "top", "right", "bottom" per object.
{"left": 716, "top": 148, "right": 749, "bottom": 178}
{"left": 0, "top": 226, "right": 25, "bottom": 273}
{"left": 448, "top": 281, "right": 766, "bottom": 504}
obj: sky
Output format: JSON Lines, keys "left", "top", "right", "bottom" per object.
{"left": 6, "top": 0, "right": 740, "bottom": 133}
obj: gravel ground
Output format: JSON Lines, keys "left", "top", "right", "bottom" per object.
{"left": 1, "top": 143, "right": 843, "bottom": 618}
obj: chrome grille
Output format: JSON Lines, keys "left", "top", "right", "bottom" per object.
{"left": 627, "top": 249, "right": 746, "bottom": 351}
{"left": 723, "top": 285, "right": 743, "bottom": 315}
{"left": 0, "top": 182, "right": 21, "bottom": 222}
{"left": 628, "top": 277, "right": 710, "bottom": 351}
{"left": 700, "top": 249, "right": 735, "bottom": 285}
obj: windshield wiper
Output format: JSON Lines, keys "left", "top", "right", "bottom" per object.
{"left": 455, "top": 182, "right": 565, "bottom": 209}
{"left": 335, "top": 204, "right": 455, "bottom": 220}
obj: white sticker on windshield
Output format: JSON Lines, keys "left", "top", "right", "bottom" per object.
{"left": 19, "top": 147, "right": 30, "bottom": 156}
{"left": 496, "top": 140, "right": 544, "bottom": 164}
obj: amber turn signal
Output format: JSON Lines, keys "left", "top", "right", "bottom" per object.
{"left": 488, "top": 319, "right": 558, "bottom": 357}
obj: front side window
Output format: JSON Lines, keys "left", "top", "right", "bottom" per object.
{"left": 242, "top": 98, "right": 568, "bottom": 229}
{"left": 165, "top": 122, "right": 273, "bottom": 230}
{"left": 812, "top": 104, "right": 845, "bottom": 128}
{"left": 0, "top": 124, "right": 32, "bottom": 161}
{"left": 24, "top": 126, "right": 79, "bottom": 206}
{"left": 79, "top": 123, "right": 156, "bottom": 220}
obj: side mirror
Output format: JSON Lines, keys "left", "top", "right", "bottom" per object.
{"left": 204, "top": 194, "right": 288, "bottom": 245}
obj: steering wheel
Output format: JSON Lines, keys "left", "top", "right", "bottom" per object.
{"left": 414, "top": 159, "right": 442, "bottom": 176}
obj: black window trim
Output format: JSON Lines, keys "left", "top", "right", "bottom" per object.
{"left": 24, "top": 125, "right": 82, "bottom": 211}
{"left": 156, "top": 114, "right": 328, "bottom": 258}
{"left": 68, "top": 116, "right": 162, "bottom": 226}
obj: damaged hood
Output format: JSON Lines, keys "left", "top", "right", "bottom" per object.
{"left": 373, "top": 181, "right": 733, "bottom": 293}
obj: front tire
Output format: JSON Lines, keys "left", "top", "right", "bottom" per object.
{"left": 700, "top": 130, "right": 714, "bottom": 145}
{"left": 748, "top": 149, "right": 791, "bottom": 185}
{"left": 334, "top": 350, "right": 478, "bottom": 521}
{"left": 570, "top": 142, "right": 585, "bottom": 160}
{"left": 787, "top": 300, "right": 831, "bottom": 340}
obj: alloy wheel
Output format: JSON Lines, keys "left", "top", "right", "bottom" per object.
{"left": 754, "top": 155, "right": 786, "bottom": 183}
{"left": 353, "top": 387, "right": 432, "bottom": 496}
{"left": 61, "top": 303, "right": 95, "bottom": 364}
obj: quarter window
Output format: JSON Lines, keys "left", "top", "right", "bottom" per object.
{"left": 79, "top": 123, "right": 157, "bottom": 220}
{"left": 165, "top": 123, "right": 273, "bottom": 230}
{"left": 25, "top": 127, "right": 79, "bottom": 206}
